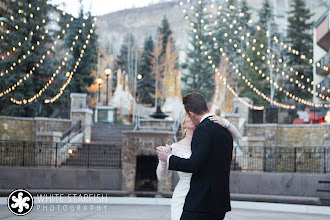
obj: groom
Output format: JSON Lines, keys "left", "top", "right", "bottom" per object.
{"left": 157, "top": 92, "right": 233, "bottom": 220}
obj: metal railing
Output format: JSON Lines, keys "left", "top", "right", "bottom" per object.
{"left": 231, "top": 146, "right": 330, "bottom": 173}
{"left": 61, "top": 121, "right": 82, "bottom": 143}
{"left": 0, "top": 140, "right": 121, "bottom": 168}
{"left": 1, "top": 140, "right": 329, "bottom": 173}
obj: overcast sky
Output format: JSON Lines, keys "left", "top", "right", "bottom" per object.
{"left": 52, "top": 0, "right": 169, "bottom": 16}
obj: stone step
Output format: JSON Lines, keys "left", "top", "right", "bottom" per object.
{"left": 139, "top": 126, "right": 172, "bottom": 131}
{"left": 91, "top": 134, "right": 124, "bottom": 138}
{"left": 91, "top": 124, "right": 133, "bottom": 146}
{"left": 92, "top": 127, "right": 133, "bottom": 131}
{"left": 92, "top": 124, "right": 134, "bottom": 129}
{"left": 90, "top": 138, "right": 123, "bottom": 143}
{"left": 91, "top": 133, "right": 123, "bottom": 136}
{"left": 92, "top": 129, "right": 127, "bottom": 132}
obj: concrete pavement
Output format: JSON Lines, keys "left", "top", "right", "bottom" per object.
{"left": 1, "top": 197, "right": 330, "bottom": 220}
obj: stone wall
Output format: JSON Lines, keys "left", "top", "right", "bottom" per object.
{"left": 35, "top": 117, "right": 71, "bottom": 142}
{"left": 0, "top": 117, "right": 35, "bottom": 141}
{"left": 0, "top": 116, "right": 71, "bottom": 142}
{"left": 0, "top": 93, "right": 92, "bottom": 143}
{"left": 1, "top": 167, "right": 329, "bottom": 199}
{"left": 230, "top": 171, "right": 330, "bottom": 198}
{"left": 35, "top": 118, "right": 71, "bottom": 133}
{"left": 70, "top": 93, "right": 93, "bottom": 143}
{"left": 122, "top": 131, "right": 175, "bottom": 192}
{"left": 244, "top": 123, "right": 330, "bottom": 147}
{"left": 0, "top": 167, "right": 122, "bottom": 190}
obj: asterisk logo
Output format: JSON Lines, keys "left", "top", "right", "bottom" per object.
{"left": 7, "top": 189, "right": 34, "bottom": 216}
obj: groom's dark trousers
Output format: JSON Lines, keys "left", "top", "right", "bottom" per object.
{"left": 169, "top": 117, "right": 233, "bottom": 220}
{"left": 180, "top": 210, "right": 226, "bottom": 220}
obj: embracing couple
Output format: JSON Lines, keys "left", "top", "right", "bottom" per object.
{"left": 157, "top": 92, "right": 241, "bottom": 220}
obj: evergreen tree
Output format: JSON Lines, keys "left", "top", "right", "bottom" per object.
{"left": 238, "top": 30, "right": 271, "bottom": 105}
{"left": 115, "top": 33, "right": 136, "bottom": 88}
{"left": 152, "top": 15, "right": 178, "bottom": 107}
{"left": 240, "top": 0, "right": 252, "bottom": 30}
{"left": 238, "top": 0, "right": 283, "bottom": 104}
{"left": 286, "top": 0, "right": 313, "bottom": 101}
{"left": 182, "top": 0, "right": 215, "bottom": 101}
{"left": 213, "top": 0, "right": 245, "bottom": 66}
{"left": 137, "top": 36, "right": 155, "bottom": 105}
{"left": 0, "top": 0, "right": 61, "bottom": 117}
{"left": 157, "top": 16, "right": 172, "bottom": 56}
{"left": 60, "top": 5, "right": 98, "bottom": 94}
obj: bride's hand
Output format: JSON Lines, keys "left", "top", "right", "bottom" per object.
{"left": 157, "top": 145, "right": 172, "bottom": 153}
{"left": 209, "top": 115, "right": 226, "bottom": 127}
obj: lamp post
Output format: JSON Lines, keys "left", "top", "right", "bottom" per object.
{"left": 105, "top": 68, "right": 112, "bottom": 106}
{"left": 96, "top": 77, "right": 103, "bottom": 103}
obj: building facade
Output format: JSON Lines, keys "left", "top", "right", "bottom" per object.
{"left": 313, "top": 9, "right": 330, "bottom": 104}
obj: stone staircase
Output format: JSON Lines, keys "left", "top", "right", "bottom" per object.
{"left": 60, "top": 124, "right": 134, "bottom": 167}
{"left": 91, "top": 123, "right": 134, "bottom": 145}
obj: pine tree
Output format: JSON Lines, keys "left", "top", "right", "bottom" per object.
{"left": 151, "top": 33, "right": 165, "bottom": 108}
{"left": 286, "top": 0, "right": 314, "bottom": 101}
{"left": 115, "top": 33, "right": 136, "bottom": 89}
{"left": 240, "top": 0, "right": 252, "bottom": 30}
{"left": 238, "top": 30, "right": 271, "bottom": 105}
{"left": 182, "top": 0, "right": 215, "bottom": 101}
{"left": 61, "top": 6, "right": 98, "bottom": 94}
{"left": 151, "top": 15, "right": 178, "bottom": 107}
{"left": 157, "top": 16, "right": 172, "bottom": 56}
{"left": 213, "top": 0, "right": 245, "bottom": 66}
{"left": 0, "top": 0, "right": 62, "bottom": 117}
{"left": 137, "top": 36, "right": 155, "bottom": 105}
{"left": 238, "top": 0, "right": 282, "bottom": 105}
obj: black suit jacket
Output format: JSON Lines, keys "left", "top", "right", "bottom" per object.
{"left": 169, "top": 117, "right": 233, "bottom": 216}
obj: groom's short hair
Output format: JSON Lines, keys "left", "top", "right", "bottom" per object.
{"left": 183, "top": 93, "right": 209, "bottom": 115}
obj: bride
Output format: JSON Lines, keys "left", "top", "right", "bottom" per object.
{"left": 156, "top": 114, "right": 241, "bottom": 220}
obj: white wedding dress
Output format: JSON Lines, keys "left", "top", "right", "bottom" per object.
{"left": 156, "top": 120, "right": 241, "bottom": 220}
{"left": 156, "top": 143, "right": 192, "bottom": 220}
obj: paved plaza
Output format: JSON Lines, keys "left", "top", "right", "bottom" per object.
{"left": 1, "top": 197, "right": 330, "bottom": 220}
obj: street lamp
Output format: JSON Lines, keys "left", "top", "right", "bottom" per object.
{"left": 137, "top": 74, "right": 142, "bottom": 80}
{"left": 105, "top": 68, "right": 112, "bottom": 106}
{"left": 96, "top": 77, "right": 103, "bottom": 103}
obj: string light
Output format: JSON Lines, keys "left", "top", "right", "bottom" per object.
{"left": 217, "top": 73, "right": 265, "bottom": 110}
{"left": 224, "top": 31, "right": 330, "bottom": 101}
{"left": 192, "top": 1, "right": 329, "bottom": 102}
{"left": 1, "top": 5, "right": 81, "bottom": 76}
{"left": 215, "top": 7, "right": 324, "bottom": 96}
{"left": 180, "top": 0, "right": 263, "bottom": 110}
{"left": 10, "top": 20, "right": 96, "bottom": 105}
{"left": 208, "top": 9, "right": 329, "bottom": 106}
{"left": 0, "top": 19, "right": 90, "bottom": 99}
{"left": 273, "top": 36, "right": 314, "bottom": 65}
{"left": 181, "top": 0, "right": 330, "bottom": 108}
{"left": 0, "top": 1, "right": 43, "bottom": 39}
{"left": 181, "top": 0, "right": 329, "bottom": 95}
{"left": 45, "top": 19, "right": 97, "bottom": 104}
{"left": 0, "top": 1, "right": 56, "bottom": 58}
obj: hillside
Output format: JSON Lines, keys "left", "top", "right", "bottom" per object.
{"left": 95, "top": 0, "right": 329, "bottom": 59}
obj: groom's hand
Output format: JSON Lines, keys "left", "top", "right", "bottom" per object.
{"left": 157, "top": 147, "right": 171, "bottom": 162}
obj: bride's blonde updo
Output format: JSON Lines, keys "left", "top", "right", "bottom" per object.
{"left": 180, "top": 115, "right": 186, "bottom": 138}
